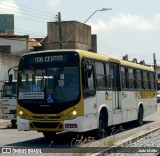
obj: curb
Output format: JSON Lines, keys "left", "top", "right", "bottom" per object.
{"left": 93, "top": 126, "right": 160, "bottom": 156}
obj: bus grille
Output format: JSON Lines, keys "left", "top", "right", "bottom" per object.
{"left": 32, "top": 122, "right": 60, "bottom": 128}
{"left": 32, "top": 116, "right": 61, "bottom": 120}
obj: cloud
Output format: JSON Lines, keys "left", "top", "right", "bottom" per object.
{"left": 46, "top": 0, "right": 61, "bottom": 8}
{"left": 0, "top": 0, "right": 21, "bottom": 15}
{"left": 91, "top": 13, "right": 160, "bottom": 33}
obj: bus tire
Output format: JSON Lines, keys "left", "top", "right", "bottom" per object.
{"left": 11, "top": 120, "right": 17, "bottom": 128}
{"left": 43, "top": 131, "right": 56, "bottom": 141}
{"left": 136, "top": 106, "right": 143, "bottom": 126}
{"left": 95, "top": 114, "right": 106, "bottom": 139}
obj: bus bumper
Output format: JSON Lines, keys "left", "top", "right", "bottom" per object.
{"left": 64, "top": 115, "right": 98, "bottom": 132}
{"left": 64, "top": 116, "right": 84, "bottom": 132}
{"left": 17, "top": 115, "right": 97, "bottom": 132}
{"left": 17, "top": 116, "right": 29, "bottom": 131}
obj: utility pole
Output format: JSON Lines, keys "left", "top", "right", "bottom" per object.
{"left": 153, "top": 53, "right": 157, "bottom": 81}
{"left": 153, "top": 53, "right": 157, "bottom": 70}
{"left": 58, "top": 12, "right": 63, "bottom": 49}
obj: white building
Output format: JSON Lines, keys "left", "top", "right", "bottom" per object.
{"left": 0, "top": 34, "right": 29, "bottom": 89}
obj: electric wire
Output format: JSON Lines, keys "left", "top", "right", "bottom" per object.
{"left": 4, "top": 0, "right": 56, "bottom": 17}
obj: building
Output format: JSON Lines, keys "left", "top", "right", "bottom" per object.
{"left": 44, "top": 21, "right": 97, "bottom": 52}
{"left": 0, "top": 34, "right": 29, "bottom": 55}
{"left": 29, "top": 38, "right": 43, "bottom": 51}
{"left": 0, "top": 14, "right": 14, "bottom": 34}
{"left": 0, "top": 34, "right": 29, "bottom": 88}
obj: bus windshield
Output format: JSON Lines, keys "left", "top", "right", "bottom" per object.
{"left": 3, "top": 81, "right": 16, "bottom": 97}
{"left": 18, "top": 66, "right": 80, "bottom": 103}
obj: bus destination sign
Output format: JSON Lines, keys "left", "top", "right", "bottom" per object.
{"left": 35, "top": 55, "right": 63, "bottom": 63}
{"left": 20, "top": 52, "right": 79, "bottom": 68}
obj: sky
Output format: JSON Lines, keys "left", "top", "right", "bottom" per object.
{"left": 0, "top": 0, "right": 160, "bottom": 65}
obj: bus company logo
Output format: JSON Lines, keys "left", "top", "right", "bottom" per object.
{"left": 43, "top": 115, "right": 48, "bottom": 120}
{"left": 105, "top": 91, "right": 108, "bottom": 100}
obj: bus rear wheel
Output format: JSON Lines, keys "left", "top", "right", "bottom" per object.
{"left": 95, "top": 114, "right": 106, "bottom": 139}
{"left": 43, "top": 131, "right": 56, "bottom": 141}
{"left": 136, "top": 106, "right": 144, "bottom": 126}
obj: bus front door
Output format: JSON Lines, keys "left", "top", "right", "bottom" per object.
{"left": 110, "top": 63, "right": 122, "bottom": 125}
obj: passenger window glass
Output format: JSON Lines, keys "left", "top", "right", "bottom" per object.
{"left": 128, "top": 68, "right": 135, "bottom": 89}
{"left": 136, "top": 70, "right": 142, "bottom": 89}
{"left": 106, "top": 63, "right": 111, "bottom": 88}
{"left": 83, "top": 63, "right": 96, "bottom": 97}
{"left": 121, "top": 67, "right": 127, "bottom": 89}
{"left": 95, "top": 62, "right": 105, "bottom": 89}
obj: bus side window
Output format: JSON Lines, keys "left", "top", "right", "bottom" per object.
{"left": 95, "top": 62, "right": 105, "bottom": 90}
{"left": 106, "top": 63, "right": 111, "bottom": 88}
{"left": 128, "top": 68, "right": 135, "bottom": 89}
{"left": 149, "top": 72, "right": 156, "bottom": 90}
{"left": 82, "top": 64, "right": 96, "bottom": 98}
{"left": 143, "top": 71, "right": 149, "bottom": 90}
{"left": 121, "top": 66, "right": 127, "bottom": 89}
{"left": 136, "top": 70, "right": 142, "bottom": 90}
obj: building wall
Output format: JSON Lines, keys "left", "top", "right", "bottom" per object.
{"left": 46, "top": 21, "right": 92, "bottom": 51}
{"left": 0, "top": 36, "right": 28, "bottom": 55}
{"left": 0, "top": 14, "right": 14, "bottom": 34}
{"left": 0, "top": 53, "right": 20, "bottom": 87}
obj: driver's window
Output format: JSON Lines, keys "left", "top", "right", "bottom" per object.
{"left": 83, "top": 62, "right": 96, "bottom": 98}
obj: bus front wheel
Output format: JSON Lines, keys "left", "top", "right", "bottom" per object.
{"left": 95, "top": 114, "right": 106, "bottom": 139}
{"left": 43, "top": 131, "right": 56, "bottom": 141}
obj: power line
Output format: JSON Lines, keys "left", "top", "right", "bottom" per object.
{"left": 4, "top": 0, "right": 56, "bottom": 17}
{"left": 0, "top": 3, "right": 53, "bottom": 20}
{"left": 14, "top": 30, "right": 46, "bottom": 38}
{"left": 0, "top": 1, "right": 57, "bottom": 37}
{"left": 97, "top": 38, "right": 155, "bottom": 64}
{"left": 0, "top": 6, "right": 53, "bottom": 22}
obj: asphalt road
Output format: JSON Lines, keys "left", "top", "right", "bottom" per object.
{"left": 0, "top": 104, "right": 159, "bottom": 153}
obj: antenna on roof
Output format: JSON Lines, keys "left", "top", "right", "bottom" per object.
{"left": 140, "top": 60, "right": 145, "bottom": 65}
{"left": 132, "top": 58, "right": 137, "bottom": 63}
{"left": 122, "top": 54, "right": 128, "bottom": 61}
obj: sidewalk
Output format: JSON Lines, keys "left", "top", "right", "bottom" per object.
{"left": 0, "top": 119, "right": 10, "bottom": 124}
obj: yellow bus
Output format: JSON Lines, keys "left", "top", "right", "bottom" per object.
{"left": 14, "top": 49, "right": 157, "bottom": 140}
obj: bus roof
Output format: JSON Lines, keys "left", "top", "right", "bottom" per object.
{"left": 118, "top": 59, "right": 154, "bottom": 72}
{"left": 77, "top": 49, "right": 154, "bottom": 72}
{"left": 21, "top": 49, "right": 154, "bottom": 72}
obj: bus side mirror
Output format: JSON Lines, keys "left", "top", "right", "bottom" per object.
{"left": 9, "top": 74, "right": 13, "bottom": 86}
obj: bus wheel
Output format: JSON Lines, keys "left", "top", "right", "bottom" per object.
{"left": 11, "top": 120, "right": 17, "bottom": 128}
{"left": 137, "top": 106, "right": 143, "bottom": 126}
{"left": 43, "top": 131, "right": 56, "bottom": 141}
{"left": 95, "top": 114, "right": 106, "bottom": 139}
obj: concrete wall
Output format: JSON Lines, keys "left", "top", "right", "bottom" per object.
{"left": 0, "top": 37, "right": 28, "bottom": 55}
{"left": 0, "top": 53, "right": 20, "bottom": 90}
{"left": 46, "top": 21, "right": 92, "bottom": 51}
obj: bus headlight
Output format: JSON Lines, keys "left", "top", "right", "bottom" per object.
{"left": 72, "top": 111, "right": 77, "bottom": 115}
{"left": 18, "top": 110, "right": 28, "bottom": 119}
{"left": 19, "top": 110, "right": 23, "bottom": 115}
